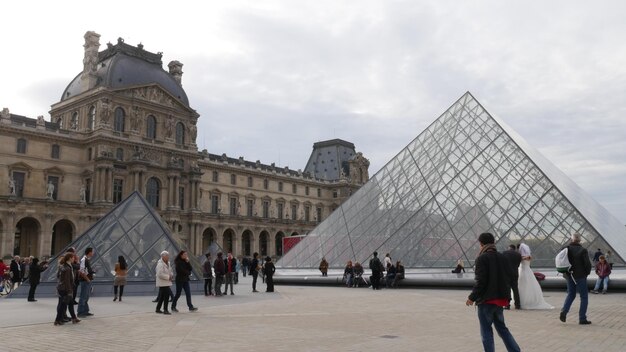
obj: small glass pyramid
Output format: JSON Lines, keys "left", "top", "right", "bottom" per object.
{"left": 277, "top": 92, "right": 626, "bottom": 269}
{"left": 42, "top": 191, "right": 202, "bottom": 282}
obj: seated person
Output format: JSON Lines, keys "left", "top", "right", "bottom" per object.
{"left": 451, "top": 259, "right": 466, "bottom": 274}
{"left": 343, "top": 261, "right": 354, "bottom": 287}
{"left": 353, "top": 262, "right": 364, "bottom": 287}
{"left": 392, "top": 261, "right": 405, "bottom": 287}
{"left": 385, "top": 263, "right": 396, "bottom": 288}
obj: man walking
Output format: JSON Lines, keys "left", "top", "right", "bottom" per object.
{"left": 502, "top": 244, "right": 522, "bottom": 310}
{"left": 77, "top": 247, "right": 95, "bottom": 317}
{"left": 466, "top": 233, "right": 520, "bottom": 352}
{"left": 560, "top": 233, "right": 592, "bottom": 325}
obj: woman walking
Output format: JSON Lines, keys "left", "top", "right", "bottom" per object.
{"left": 171, "top": 250, "right": 198, "bottom": 312}
{"left": 55, "top": 253, "right": 79, "bottom": 325}
{"left": 113, "top": 256, "right": 128, "bottom": 302}
{"left": 155, "top": 251, "right": 173, "bottom": 315}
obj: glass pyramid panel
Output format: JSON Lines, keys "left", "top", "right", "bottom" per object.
{"left": 42, "top": 191, "right": 202, "bottom": 282}
{"left": 277, "top": 92, "right": 626, "bottom": 269}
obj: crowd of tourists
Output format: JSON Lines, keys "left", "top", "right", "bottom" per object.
{"left": 319, "top": 252, "right": 406, "bottom": 289}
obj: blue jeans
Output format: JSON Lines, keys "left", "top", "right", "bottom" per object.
{"left": 561, "top": 275, "right": 588, "bottom": 321}
{"left": 172, "top": 281, "right": 193, "bottom": 309}
{"left": 77, "top": 280, "right": 91, "bottom": 315}
{"left": 477, "top": 304, "right": 520, "bottom": 352}
{"left": 594, "top": 277, "right": 609, "bottom": 292}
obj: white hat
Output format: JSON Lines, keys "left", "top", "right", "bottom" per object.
{"left": 160, "top": 251, "right": 169, "bottom": 257}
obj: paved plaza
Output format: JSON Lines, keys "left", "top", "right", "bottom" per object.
{"left": 1, "top": 275, "right": 625, "bottom": 352}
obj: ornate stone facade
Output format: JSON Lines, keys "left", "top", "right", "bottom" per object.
{"left": 0, "top": 32, "right": 369, "bottom": 260}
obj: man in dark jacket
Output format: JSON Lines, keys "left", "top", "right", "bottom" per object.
{"left": 27, "top": 257, "right": 48, "bottom": 302}
{"left": 502, "top": 244, "right": 522, "bottom": 310}
{"left": 251, "top": 252, "right": 260, "bottom": 293}
{"left": 369, "top": 252, "right": 384, "bottom": 290}
{"left": 466, "top": 233, "right": 520, "bottom": 352}
{"left": 213, "top": 252, "right": 225, "bottom": 296}
{"left": 223, "top": 252, "right": 237, "bottom": 295}
{"left": 560, "top": 233, "right": 592, "bottom": 325}
{"left": 171, "top": 250, "right": 198, "bottom": 312}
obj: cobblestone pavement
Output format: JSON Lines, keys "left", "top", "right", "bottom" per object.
{"left": 1, "top": 276, "right": 625, "bottom": 351}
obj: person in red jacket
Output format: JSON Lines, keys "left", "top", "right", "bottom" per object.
{"left": 591, "top": 255, "right": 611, "bottom": 294}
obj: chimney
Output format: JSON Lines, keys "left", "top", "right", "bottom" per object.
{"left": 81, "top": 31, "right": 101, "bottom": 90}
{"left": 168, "top": 60, "right": 183, "bottom": 86}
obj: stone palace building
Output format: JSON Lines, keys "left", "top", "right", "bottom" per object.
{"left": 0, "top": 31, "right": 369, "bottom": 260}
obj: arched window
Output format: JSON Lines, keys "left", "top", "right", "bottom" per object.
{"left": 116, "top": 148, "right": 124, "bottom": 161}
{"left": 56, "top": 117, "right": 64, "bottom": 129}
{"left": 146, "top": 115, "right": 157, "bottom": 139}
{"left": 146, "top": 177, "right": 160, "bottom": 208}
{"left": 114, "top": 107, "right": 125, "bottom": 132}
{"left": 176, "top": 122, "right": 185, "bottom": 145}
{"left": 70, "top": 112, "right": 78, "bottom": 130}
{"left": 87, "top": 106, "right": 96, "bottom": 130}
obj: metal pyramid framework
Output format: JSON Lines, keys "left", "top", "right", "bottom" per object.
{"left": 42, "top": 191, "right": 202, "bottom": 282}
{"left": 277, "top": 92, "right": 626, "bottom": 269}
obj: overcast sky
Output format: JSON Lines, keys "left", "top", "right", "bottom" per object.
{"left": 2, "top": 1, "right": 626, "bottom": 224}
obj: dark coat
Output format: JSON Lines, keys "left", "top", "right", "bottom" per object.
{"left": 57, "top": 263, "right": 74, "bottom": 294}
{"left": 224, "top": 257, "right": 238, "bottom": 274}
{"left": 174, "top": 258, "right": 192, "bottom": 282}
{"left": 202, "top": 259, "right": 213, "bottom": 278}
{"left": 369, "top": 257, "right": 384, "bottom": 274}
{"left": 214, "top": 257, "right": 225, "bottom": 276}
{"left": 468, "top": 246, "right": 513, "bottom": 304}
{"left": 344, "top": 265, "right": 354, "bottom": 276}
{"left": 251, "top": 258, "right": 260, "bottom": 274}
{"left": 10, "top": 260, "right": 21, "bottom": 282}
{"left": 567, "top": 242, "right": 592, "bottom": 279}
{"left": 264, "top": 262, "right": 276, "bottom": 276}
{"left": 502, "top": 249, "right": 522, "bottom": 278}
{"left": 29, "top": 262, "right": 47, "bottom": 285}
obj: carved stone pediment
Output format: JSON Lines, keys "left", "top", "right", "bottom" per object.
{"left": 43, "top": 166, "right": 66, "bottom": 182}
{"left": 117, "top": 85, "right": 190, "bottom": 112}
{"left": 8, "top": 162, "right": 34, "bottom": 177}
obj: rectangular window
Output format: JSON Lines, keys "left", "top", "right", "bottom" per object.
{"left": 277, "top": 203, "right": 284, "bottom": 219}
{"left": 179, "top": 186, "right": 185, "bottom": 210}
{"left": 305, "top": 206, "right": 311, "bottom": 222}
{"left": 292, "top": 184, "right": 297, "bottom": 194}
{"left": 230, "top": 197, "right": 238, "bottom": 215}
{"left": 316, "top": 207, "right": 322, "bottom": 222}
{"left": 211, "top": 195, "right": 219, "bottom": 214}
{"left": 230, "top": 174, "right": 236, "bottom": 185}
{"left": 262, "top": 201, "right": 269, "bottom": 218}
{"left": 212, "top": 171, "right": 219, "bottom": 182}
{"left": 278, "top": 182, "right": 283, "bottom": 192}
{"left": 12, "top": 171, "right": 25, "bottom": 197}
{"left": 87, "top": 147, "right": 92, "bottom": 161}
{"left": 47, "top": 176, "right": 59, "bottom": 200}
{"left": 113, "top": 179, "right": 124, "bottom": 204}
{"left": 332, "top": 190, "right": 338, "bottom": 198}
{"left": 263, "top": 179, "right": 269, "bottom": 190}
{"left": 317, "top": 188, "right": 321, "bottom": 197}
{"left": 247, "top": 199, "right": 254, "bottom": 217}
{"left": 305, "top": 186, "right": 310, "bottom": 196}
{"left": 51, "top": 144, "right": 60, "bottom": 159}
{"left": 291, "top": 204, "right": 297, "bottom": 220}
{"left": 247, "top": 176, "right": 253, "bottom": 187}
{"left": 16, "top": 138, "right": 27, "bottom": 154}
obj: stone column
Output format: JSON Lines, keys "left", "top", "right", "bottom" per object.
{"left": 41, "top": 213, "right": 54, "bottom": 257}
{"left": 174, "top": 177, "right": 180, "bottom": 208}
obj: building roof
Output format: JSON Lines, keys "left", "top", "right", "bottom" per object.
{"left": 61, "top": 38, "right": 189, "bottom": 106}
{"left": 304, "top": 139, "right": 358, "bottom": 181}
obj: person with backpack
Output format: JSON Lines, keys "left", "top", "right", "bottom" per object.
{"left": 559, "top": 233, "right": 592, "bottom": 325}
{"left": 369, "top": 252, "right": 384, "bottom": 290}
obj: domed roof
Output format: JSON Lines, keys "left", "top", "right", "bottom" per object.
{"left": 61, "top": 40, "right": 189, "bottom": 106}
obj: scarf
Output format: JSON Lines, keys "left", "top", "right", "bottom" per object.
{"left": 478, "top": 243, "right": 497, "bottom": 257}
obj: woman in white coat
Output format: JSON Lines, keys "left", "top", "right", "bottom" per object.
{"left": 517, "top": 243, "right": 553, "bottom": 310}
{"left": 155, "top": 251, "right": 173, "bottom": 315}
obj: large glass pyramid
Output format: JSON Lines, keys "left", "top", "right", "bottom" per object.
{"left": 277, "top": 92, "right": 626, "bottom": 269}
{"left": 42, "top": 191, "right": 202, "bottom": 282}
